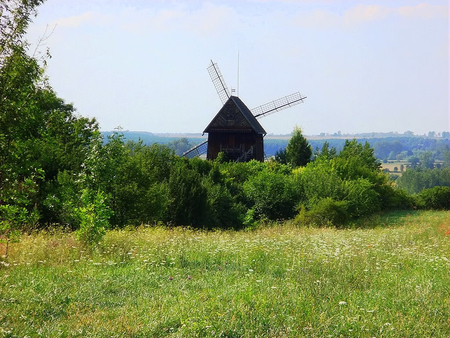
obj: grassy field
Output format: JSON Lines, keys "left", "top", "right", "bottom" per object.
{"left": 1, "top": 210, "right": 449, "bottom": 337}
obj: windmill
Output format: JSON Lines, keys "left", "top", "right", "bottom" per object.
{"left": 183, "top": 60, "right": 306, "bottom": 161}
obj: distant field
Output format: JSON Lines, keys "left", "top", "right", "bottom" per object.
{"left": 381, "top": 161, "right": 409, "bottom": 174}
{"left": 1, "top": 210, "right": 449, "bottom": 337}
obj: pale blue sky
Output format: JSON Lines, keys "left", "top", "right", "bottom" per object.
{"left": 27, "top": 0, "right": 448, "bottom": 135}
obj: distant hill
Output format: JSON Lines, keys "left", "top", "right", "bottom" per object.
{"left": 102, "top": 131, "right": 449, "bottom": 160}
{"left": 102, "top": 131, "right": 206, "bottom": 146}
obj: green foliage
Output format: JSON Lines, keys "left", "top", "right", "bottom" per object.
{"left": 0, "top": 0, "right": 100, "bottom": 231}
{"left": 74, "top": 189, "right": 112, "bottom": 246}
{"left": 284, "top": 126, "right": 312, "bottom": 167}
{"left": 0, "top": 168, "right": 42, "bottom": 256}
{"left": 167, "top": 162, "right": 208, "bottom": 226}
{"left": 396, "top": 167, "right": 450, "bottom": 194}
{"left": 295, "top": 198, "right": 349, "bottom": 226}
{"left": 243, "top": 170, "right": 301, "bottom": 220}
{"left": 274, "top": 147, "right": 288, "bottom": 164}
{"left": 166, "top": 137, "right": 196, "bottom": 156}
{"left": 314, "top": 141, "right": 337, "bottom": 161}
{"left": 414, "top": 186, "right": 450, "bottom": 210}
{"left": 344, "top": 178, "right": 380, "bottom": 218}
{"left": 297, "top": 139, "right": 393, "bottom": 222}
{"left": 377, "top": 184, "right": 413, "bottom": 210}
{"left": 203, "top": 178, "right": 245, "bottom": 229}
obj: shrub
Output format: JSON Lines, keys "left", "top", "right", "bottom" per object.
{"left": 243, "top": 170, "right": 301, "bottom": 220}
{"left": 377, "top": 184, "right": 413, "bottom": 210}
{"left": 202, "top": 178, "right": 245, "bottom": 229}
{"left": 414, "top": 186, "right": 450, "bottom": 210}
{"left": 167, "top": 164, "right": 208, "bottom": 226}
{"left": 75, "top": 189, "right": 112, "bottom": 246}
{"left": 295, "top": 198, "right": 349, "bottom": 226}
{"left": 344, "top": 178, "right": 381, "bottom": 218}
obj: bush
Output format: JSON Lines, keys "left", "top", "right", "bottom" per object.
{"left": 243, "top": 170, "right": 301, "bottom": 220}
{"left": 300, "top": 160, "right": 346, "bottom": 207}
{"left": 377, "top": 185, "right": 413, "bottom": 210}
{"left": 167, "top": 164, "right": 208, "bottom": 226}
{"left": 203, "top": 179, "right": 245, "bottom": 229}
{"left": 75, "top": 190, "right": 112, "bottom": 246}
{"left": 295, "top": 198, "right": 349, "bottom": 226}
{"left": 344, "top": 178, "right": 381, "bottom": 218}
{"left": 414, "top": 186, "right": 450, "bottom": 210}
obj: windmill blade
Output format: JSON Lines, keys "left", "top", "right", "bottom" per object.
{"left": 207, "top": 60, "right": 231, "bottom": 105}
{"left": 182, "top": 140, "right": 208, "bottom": 159}
{"left": 251, "top": 92, "right": 307, "bottom": 119}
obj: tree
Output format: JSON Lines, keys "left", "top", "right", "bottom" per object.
{"left": 1, "top": 1, "right": 46, "bottom": 231}
{"left": 314, "top": 141, "right": 337, "bottom": 161}
{"left": 284, "top": 126, "right": 312, "bottom": 167}
{"left": 167, "top": 137, "right": 195, "bottom": 156}
{"left": 1, "top": 0, "right": 101, "bottom": 233}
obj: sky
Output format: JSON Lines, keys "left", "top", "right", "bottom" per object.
{"left": 26, "top": 0, "right": 448, "bottom": 135}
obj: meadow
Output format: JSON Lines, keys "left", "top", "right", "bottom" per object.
{"left": 1, "top": 210, "right": 449, "bottom": 337}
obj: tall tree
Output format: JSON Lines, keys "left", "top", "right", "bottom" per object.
{"left": 285, "top": 126, "right": 312, "bottom": 167}
{"left": 0, "top": 0, "right": 99, "bottom": 228}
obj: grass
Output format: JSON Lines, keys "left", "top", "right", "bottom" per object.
{"left": 1, "top": 210, "right": 449, "bottom": 337}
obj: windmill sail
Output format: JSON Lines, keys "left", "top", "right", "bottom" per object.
{"left": 251, "top": 92, "right": 307, "bottom": 119}
{"left": 184, "top": 60, "right": 307, "bottom": 160}
{"left": 207, "top": 60, "right": 231, "bottom": 105}
{"left": 182, "top": 140, "right": 208, "bottom": 159}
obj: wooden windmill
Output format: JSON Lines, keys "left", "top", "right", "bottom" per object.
{"left": 183, "top": 60, "right": 306, "bottom": 161}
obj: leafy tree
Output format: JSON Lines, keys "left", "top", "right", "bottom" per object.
{"left": 396, "top": 167, "right": 450, "bottom": 194}
{"left": 1, "top": 0, "right": 46, "bottom": 230}
{"left": 419, "top": 151, "right": 434, "bottom": 169}
{"left": 314, "top": 141, "right": 337, "bottom": 161}
{"left": 75, "top": 189, "right": 112, "bottom": 246}
{"left": 274, "top": 148, "right": 288, "bottom": 164}
{"left": 280, "top": 126, "right": 312, "bottom": 167}
{"left": 1, "top": 0, "right": 102, "bottom": 235}
{"left": 167, "top": 137, "right": 195, "bottom": 156}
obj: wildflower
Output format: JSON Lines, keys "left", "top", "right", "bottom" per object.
{"left": 169, "top": 276, "right": 173, "bottom": 280}
{"left": 339, "top": 301, "right": 347, "bottom": 305}
{"left": 187, "top": 275, "right": 191, "bottom": 280}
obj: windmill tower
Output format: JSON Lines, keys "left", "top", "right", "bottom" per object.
{"left": 183, "top": 60, "right": 306, "bottom": 161}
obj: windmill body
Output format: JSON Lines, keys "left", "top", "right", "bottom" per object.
{"left": 204, "top": 96, "right": 266, "bottom": 161}
{"left": 182, "top": 60, "right": 306, "bottom": 161}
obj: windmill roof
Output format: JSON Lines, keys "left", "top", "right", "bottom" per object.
{"left": 204, "top": 96, "right": 266, "bottom": 135}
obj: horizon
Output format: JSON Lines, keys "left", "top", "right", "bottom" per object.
{"left": 102, "top": 129, "right": 449, "bottom": 138}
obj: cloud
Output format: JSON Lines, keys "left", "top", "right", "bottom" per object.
{"left": 184, "top": 3, "right": 239, "bottom": 36}
{"left": 49, "top": 10, "right": 116, "bottom": 29}
{"left": 293, "top": 2, "right": 448, "bottom": 29}
{"left": 342, "top": 4, "right": 393, "bottom": 26}
{"left": 116, "top": 2, "right": 239, "bottom": 37}
{"left": 293, "top": 9, "right": 340, "bottom": 29}
{"left": 51, "top": 12, "right": 96, "bottom": 27}
{"left": 398, "top": 3, "right": 448, "bottom": 20}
